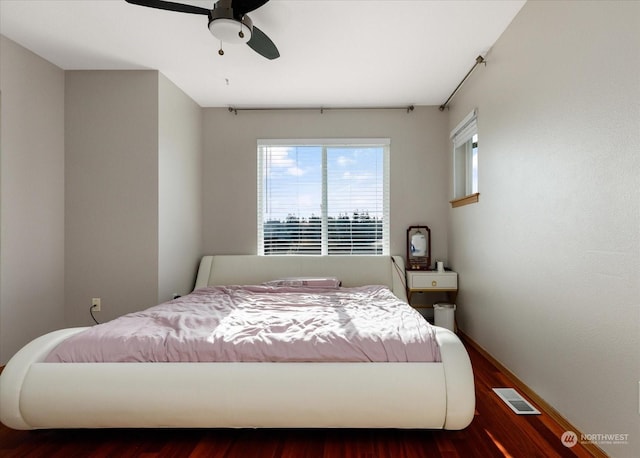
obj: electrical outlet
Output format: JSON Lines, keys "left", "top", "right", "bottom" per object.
{"left": 91, "top": 297, "right": 101, "bottom": 312}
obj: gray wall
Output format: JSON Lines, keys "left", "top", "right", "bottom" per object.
{"left": 447, "top": 2, "right": 640, "bottom": 457}
{"left": 65, "top": 70, "right": 204, "bottom": 324}
{"left": 158, "top": 74, "right": 203, "bottom": 302}
{"left": 0, "top": 36, "right": 66, "bottom": 363}
{"left": 65, "top": 71, "right": 160, "bottom": 324}
{"left": 202, "top": 107, "right": 450, "bottom": 260}
{"left": 0, "top": 56, "right": 204, "bottom": 358}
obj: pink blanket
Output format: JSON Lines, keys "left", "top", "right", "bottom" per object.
{"left": 45, "top": 285, "right": 441, "bottom": 363}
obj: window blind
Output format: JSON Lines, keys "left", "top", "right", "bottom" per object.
{"left": 451, "top": 109, "right": 479, "bottom": 199}
{"left": 257, "top": 139, "right": 390, "bottom": 256}
{"left": 450, "top": 108, "right": 478, "bottom": 149}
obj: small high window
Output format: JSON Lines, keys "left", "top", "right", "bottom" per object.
{"left": 451, "top": 109, "right": 479, "bottom": 207}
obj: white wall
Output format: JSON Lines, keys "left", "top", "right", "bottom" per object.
{"left": 447, "top": 2, "right": 640, "bottom": 457}
{"left": 0, "top": 36, "right": 66, "bottom": 364}
{"left": 158, "top": 74, "right": 203, "bottom": 302}
{"left": 65, "top": 71, "right": 160, "bottom": 325}
{"left": 202, "top": 107, "right": 450, "bottom": 261}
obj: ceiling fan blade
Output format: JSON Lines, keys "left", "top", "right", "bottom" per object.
{"left": 233, "top": 0, "right": 269, "bottom": 16}
{"left": 247, "top": 25, "right": 279, "bottom": 60}
{"left": 125, "top": 0, "right": 210, "bottom": 15}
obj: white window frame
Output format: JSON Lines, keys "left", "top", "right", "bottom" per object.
{"left": 450, "top": 109, "right": 479, "bottom": 205}
{"left": 257, "top": 138, "right": 390, "bottom": 256}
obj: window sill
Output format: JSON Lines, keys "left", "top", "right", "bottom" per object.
{"left": 450, "top": 193, "right": 479, "bottom": 208}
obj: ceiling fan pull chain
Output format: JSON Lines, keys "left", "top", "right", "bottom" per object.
{"left": 218, "top": 41, "right": 224, "bottom": 56}
{"left": 239, "top": 20, "right": 245, "bottom": 39}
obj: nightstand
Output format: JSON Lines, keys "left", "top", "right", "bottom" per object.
{"left": 406, "top": 270, "right": 458, "bottom": 307}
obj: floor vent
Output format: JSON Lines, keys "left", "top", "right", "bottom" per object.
{"left": 493, "top": 388, "right": 540, "bottom": 415}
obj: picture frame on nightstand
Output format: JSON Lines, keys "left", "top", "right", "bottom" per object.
{"left": 406, "top": 225, "right": 431, "bottom": 271}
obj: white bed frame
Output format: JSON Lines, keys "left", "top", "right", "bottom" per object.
{"left": 0, "top": 255, "right": 475, "bottom": 430}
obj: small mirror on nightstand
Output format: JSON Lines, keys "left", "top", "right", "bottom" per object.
{"left": 406, "top": 225, "right": 431, "bottom": 270}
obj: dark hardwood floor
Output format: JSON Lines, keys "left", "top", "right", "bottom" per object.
{"left": 0, "top": 341, "right": 596, "bottom": 458}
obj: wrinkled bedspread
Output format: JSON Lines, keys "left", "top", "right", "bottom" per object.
{"left": 45, "top": 285, "right": 441, "bottom": 363}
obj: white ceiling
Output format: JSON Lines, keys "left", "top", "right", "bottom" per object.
{"left": 0, "top": 0, "right": 526, "bottom": 108}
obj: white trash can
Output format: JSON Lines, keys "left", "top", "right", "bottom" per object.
{"left": 434, "top": 303, "right": 456, "bottom": 332}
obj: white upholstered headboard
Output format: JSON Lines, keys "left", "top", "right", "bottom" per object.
{"left": 194, "top": 255, "right": 408, "bottom": 303}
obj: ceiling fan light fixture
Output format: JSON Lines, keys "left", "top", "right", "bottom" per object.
{"left": 124, "top": 0, "right": 278, "bottom": 59}
{"left": 209, "top": 17, "right": 252, "bottom": 44}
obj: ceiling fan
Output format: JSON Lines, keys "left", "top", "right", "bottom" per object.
{"left": 125, "top": 0, "right": 279, "bottom": 59}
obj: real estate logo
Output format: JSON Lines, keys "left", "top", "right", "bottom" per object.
{"left": 561, "top": 431, "right": 578, "bottom": 448}
{"left": 561, "top": 430, "right": 629, "bottom": 448}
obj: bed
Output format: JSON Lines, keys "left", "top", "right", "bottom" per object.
{"left": 0, "top": 255, "right": 475, "bottom": 430}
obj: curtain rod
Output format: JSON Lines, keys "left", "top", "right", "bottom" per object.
{"left": 228, "top": 105, "right": 415, "bottom": 115}
{"left": 439, "top": 55, "right": 486, "bottom": 112}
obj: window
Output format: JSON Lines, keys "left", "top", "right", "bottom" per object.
{"left": 451, "top": 109, "right": 479, "bottom": 206}
{"left": 258, "top": 139, "right": 390, "bottom": 255}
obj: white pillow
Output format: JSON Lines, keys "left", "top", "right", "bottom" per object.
{"left": 263, "top": 277, "right": 341, "bottom": 288}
